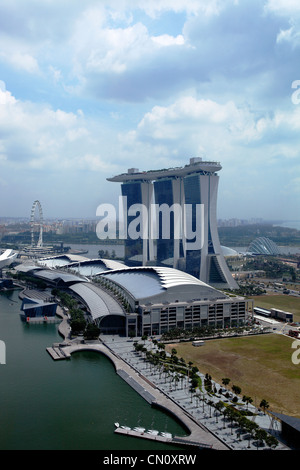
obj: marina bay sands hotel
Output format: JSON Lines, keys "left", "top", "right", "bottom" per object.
{"left": 107, "top": 157, "right": 238, "bottom": 290}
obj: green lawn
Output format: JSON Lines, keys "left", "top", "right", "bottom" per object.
{"left": 166, "top": 333, "right": 300, "bottom": 417}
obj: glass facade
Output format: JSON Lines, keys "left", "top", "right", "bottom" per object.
{"left": 121, "top": 182, "right": 143, "bottom": 266}
{"left": 139, "top": 300, "right": 247, "bottom": 336}
{"left": 184, "top": 174, "right": 201, "bottom": 278}
{"left": 248, "top": 237, "right": 280, "bottom": 255}
{"left": 154, "top": 179, "right": 175, "bottom": 266}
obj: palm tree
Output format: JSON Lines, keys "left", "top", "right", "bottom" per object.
{"left": 244, "top": 420, "right": 258, "bottom": 448}
{"left": 265, "top": 433, "right": 279, "bottom": 449}
{"left": 207, "top": 399, "right": 214, "bottom": 418}
{"left": 254, "top": 428, "right": 268, "bottom": 449}
{"left": 225, "top": 407, "right": 236, "bottom": 434}
{"left": 259, "top": 399, "right": 269, "bottom": 414}
{"left": 242, "top": 395, "right": 253, "bottom": 409}
{"left": 215, "top": 401, "right": 224, "bottom": 424}
{"left": 179, "top": 373, "right": 185, "bottom": 390}
{"left": 232, "top": 384, "right": 241, "bottom": 396}
{"left": 141, "top": 334, "right": 148, "bottom": 343}
{"left": 163, "top": 365, "right": 169, "bottom": 383}
{"left": 222, "top": 377, "right": 230, "bottom": 389}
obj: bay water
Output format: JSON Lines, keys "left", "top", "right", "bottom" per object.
{"left": 0, "top": 290, "right": 186, "bottom": 450}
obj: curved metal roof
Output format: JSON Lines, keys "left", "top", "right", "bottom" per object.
{"left": 34, "top": 269, "right": 87, "bottom": 285}
{"left": 99, "top": 266, "right": 225, "bottom": 301}
{"left": 41, "top": 254, "right": 90, "bottom": 262}
{"left": 65, "top": 258, "right": 126, "bottom": 275}
{"left": 154, "top": 266, "right": 212, "bottom": 289}
{"left": 0, "top": 249, "right": 18, "bottom": 268}
{"left": 69, "top": 282, "right": 125, "bottom": 320}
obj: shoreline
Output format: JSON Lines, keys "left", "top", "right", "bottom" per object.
{"left": 47, "top": 340, "right": 228, "bottom": 451}
{"left": 46, "top": 311, "right": 290, "bottom": 451}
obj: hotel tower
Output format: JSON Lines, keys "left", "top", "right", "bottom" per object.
{"left": 107, "top": 158, "right": 238, "bottom": 290}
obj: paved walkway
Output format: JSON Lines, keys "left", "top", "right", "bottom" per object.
{"left": 50, "top": 322, "right": 290, "bottom": 450}
{"left": 58, "top": 341, "right": 228, "bottom": 450}
{"left": 99, "top": 335, "right": 290, "bottom": 451}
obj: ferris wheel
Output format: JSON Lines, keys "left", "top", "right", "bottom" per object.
{"left": 30, "top": 200, "right": 44, "bottom": 247}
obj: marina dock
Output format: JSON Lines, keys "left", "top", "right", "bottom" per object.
{"left": 114, "top": 427, "right": 173, "bottom": 444}
{"left": 46, "top": 345, "right": 71, "bottom": 360}
{"left": 114, "top": 425, "right": 213, "bottom": 449}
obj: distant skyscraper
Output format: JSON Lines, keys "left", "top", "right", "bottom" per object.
{"left": 107, "top": 158, "right": 238, "bottom": 289}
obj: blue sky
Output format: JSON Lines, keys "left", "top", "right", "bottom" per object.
{"left": 0, "top": 0, "right": 299, "bottom": 221}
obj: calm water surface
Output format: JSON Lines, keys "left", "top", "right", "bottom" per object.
{"left": 0, "top": 290, "right": 186, "bottom": 450}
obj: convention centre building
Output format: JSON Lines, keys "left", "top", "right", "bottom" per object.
{"left": 15, "top": 256, "right": 251, "bottom": 337}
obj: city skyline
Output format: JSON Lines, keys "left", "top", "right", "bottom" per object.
{"left": 0, "top": 1, "right": 300, "bottom": 221}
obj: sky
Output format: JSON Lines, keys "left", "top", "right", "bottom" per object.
{"left": 0, "top": 0, "right": 300, "bottom": 221}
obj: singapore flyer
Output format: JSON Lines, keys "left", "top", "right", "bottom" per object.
{"left": 30, "top": 200, "right": 44, "bottom": 247}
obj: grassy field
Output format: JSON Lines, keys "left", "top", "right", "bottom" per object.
{"left": 165, "top": 334, "right": 300, "bottom": 417}
{"left": 249, "top": 294, "right": 300, "bottom": 322}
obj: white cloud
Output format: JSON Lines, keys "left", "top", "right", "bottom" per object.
{"left": 151, "top": 34, "right": 185, "bottom": 47}
{"left": 71, "top": 11, "right": 188, "bottom": 79}
{"left": 276, "top": 24, "right": 300, "bottom": 47}
{"left": 0, "top": 86, "right": 99, "bottom": 171}
{"left": 0, "top": 46, "right": 40, "bottom": 74}
{"left": 0, "top": 1, "right": 299, "bottom": 219}
{"left": 136, "top": 97, "right": 262, "bottom": 143}
{"left": 266, "top": 0, "right": 300, "bottom": 16}
{"left": 136, "top": 0, "right": 235, "bottom": 18}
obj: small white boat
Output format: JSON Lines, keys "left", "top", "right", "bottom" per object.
{"left": 114, "top": 422, "right": 120, "bottom": 428}
{"left": 147, "top": 429, "right": 159, "bottom": 435}
{"left": 133, "top": 427, "right": 145, "bottom": 433}
{"left": 161, "top": 432, "right": 172, "bottom": 438}
{"left": 121, "top": 426, "right": 131, "bottom": 431}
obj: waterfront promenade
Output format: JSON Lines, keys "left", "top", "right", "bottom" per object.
{"left": 48, "top": 340, "right": 228, "bottom": 450}
{"left": 47, "top": 311, "right": 289, "bottom": 450}
{"left": 100, "top": 336, "right": 289, "bottom": 451}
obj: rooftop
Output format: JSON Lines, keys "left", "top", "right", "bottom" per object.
{"left": 0, "top": 249, "right": 18, "bottom": 269}
{"left": 99, "top": 266, "right": 228, "bottom": 303}
{"left": 107, "top": 158, "right": 221, "bottom": 183}
{"left": 69, "top": 282, "right": 125, "bottom": 321}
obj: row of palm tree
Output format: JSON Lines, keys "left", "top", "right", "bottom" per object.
{"left": 201, "top": 398, "right": 278, "bottom": 449}
{"left": 160, "top": 324, "right": 258, "bottom": 342}
{"left": 132, "top": 340, "right": 278, "bottom": 449}
{"left": 221, "top": 377, "right": 270, "bottom": 414}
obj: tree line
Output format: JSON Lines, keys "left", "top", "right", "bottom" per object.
{"left": 133, "top": 338, "right": 278, "bottom": 449}
{"left": 51, "top": 288, "right": 100, "bottom": 339}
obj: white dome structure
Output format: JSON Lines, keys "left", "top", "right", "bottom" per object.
{"left": 221, "top": 246, "right": 240, "bottom": 257}
{"left": 248, "top": 237, "right": 280, "bottom": 255}
{"left": 0, "top": 249, "right": 18, "bottom": 269}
